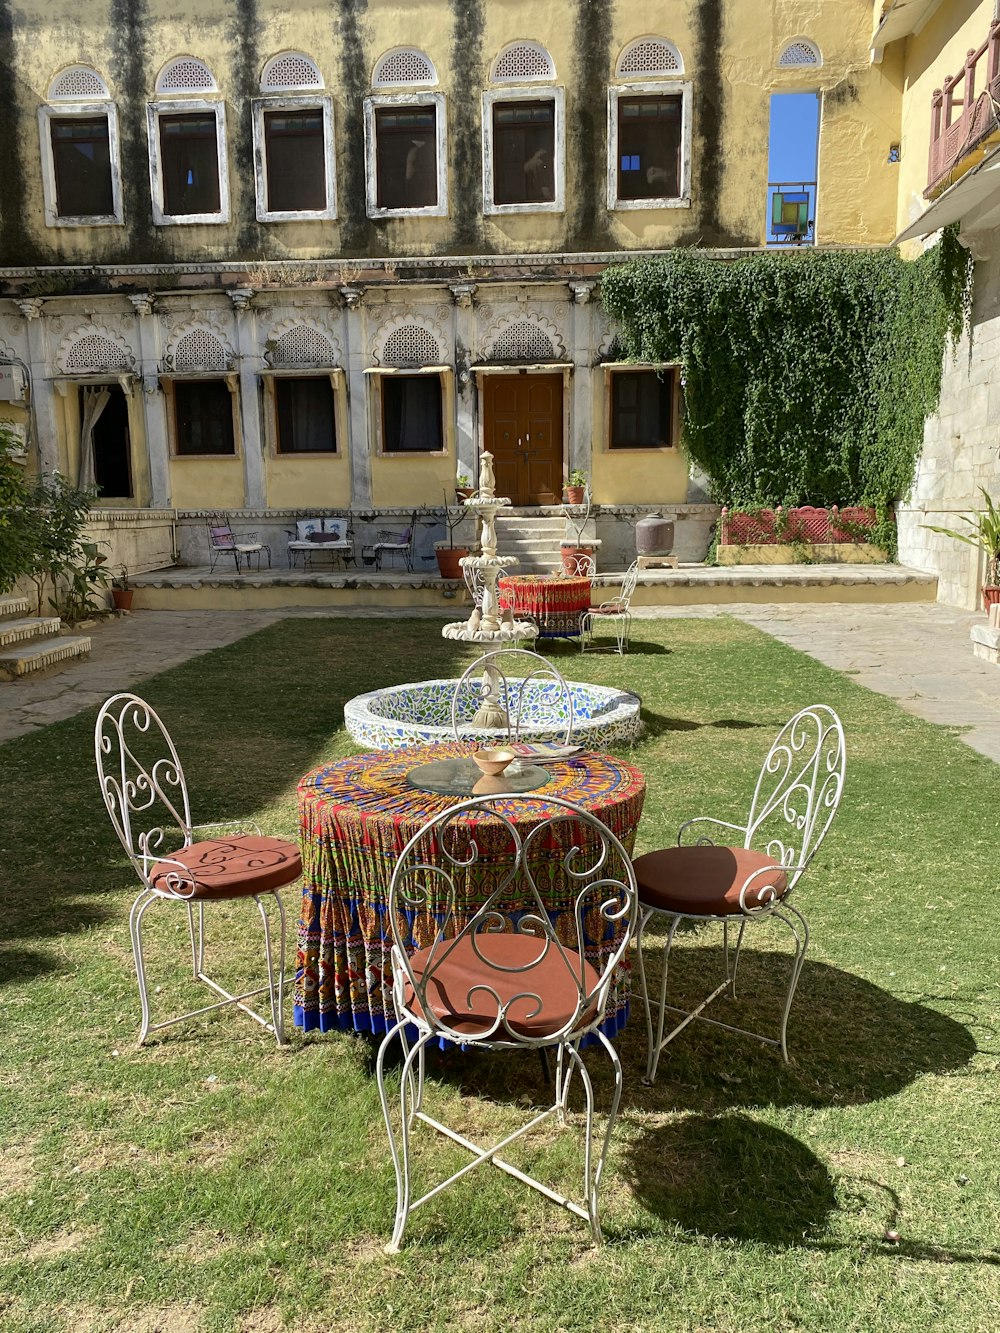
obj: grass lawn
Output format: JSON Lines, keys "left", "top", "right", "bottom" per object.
{"left": 1, "top": 615, "right": 997, "bottom": 1332}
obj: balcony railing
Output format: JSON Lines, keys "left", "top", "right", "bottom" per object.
{"left": 765, "top": 181, "right": 816, "bottom": 246}
{"left": 928, "top": 18, "right": 1000, "bottom": 196}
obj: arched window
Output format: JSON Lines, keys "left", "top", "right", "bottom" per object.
{"left": 261, "top": 52, "right": 323, "bottom": 91}
{"left": 254, "top": 52, "right": 335, "bottom": 220}
{"left": 155, "top": 57, "right": 217, "bottom": 94}
{"left": 615, "top": 37, "right": 683, "bottom": 78}
{"left": 365, "top": 50, "right": 446, "bottom": 217}
{"left": 484, "top": 41, "right": 562, "bottom": 214}
{"left": 778, "top": 39, "right": 822, "bottom": 69}
{"left": 48, "top": 66, "right": 110, "bottom": 100}
{"left": 148, "top": 58, "right": 228, "bottom": 225}
{"left": 372, "top": 48, "right": 437, "bottom": 88}
{"left": 608, "top": 36, "right": 691, "bottom": 211}
{"left": 491, "top": 41, "right": 555, "bottom": 82}
{"left": 40, "top": 65, "right": 122, "bottom": 226}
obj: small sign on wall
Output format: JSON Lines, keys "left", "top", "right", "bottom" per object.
{"left": 0, "top": 365, "right": 26, "bottom": 402}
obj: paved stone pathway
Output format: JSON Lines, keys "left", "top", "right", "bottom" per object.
{"left": 1, "top": 602, "right": 997, "bottom": 761}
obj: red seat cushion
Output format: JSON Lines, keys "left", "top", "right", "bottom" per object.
{"left": 633, "top": 844, "right": 788, "bottom": 917}
{"left": 150, "top": 835, "right": 301, "bottom": 901}
{"left": 403, "top": 933, "right": 600, "bottom": 1039}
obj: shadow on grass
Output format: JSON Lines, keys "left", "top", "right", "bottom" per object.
{"left": 641, "top": 711, "right": 766, "bottom": 736}
{"left": 620, "top": 1113, "right": 837, "bottom": 1245}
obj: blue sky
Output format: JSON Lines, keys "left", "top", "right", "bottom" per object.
{"left": 768, "top": 92, "right": 820, "bottom": 182}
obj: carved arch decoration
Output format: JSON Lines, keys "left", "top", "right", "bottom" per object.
{"left": 48, "top": 65, "right": 111, "bottom": 100}
{"left": 777, "top": 39, "right": 822, "bottom": 68}
{"left": 163, "top": 322, "right": 233, "bottom": 372}
{"left": 482, "top": 313, "right": 564, "bottom": 362}
{"left": 261, "top": 51, "right": 324, "bottom": 91}
{"left": 615, "top": 37, "right": 684, "bottom": 77}
{"left": 490, "top": 41, "right": 555, "bottom": 82}
{"left": 155, "top": 57, "right": 218, "bottom": 95}
{"left": 372, "top": 47, "right": 437, "bottom": 88}
{"left": 266, "top": 317, "right": 341, "bottom": 367}
{"left": 56, "top": 324, "right": 135, "bottom": 374}
{"left": 372, "top": 313, "right": 447, "bottom": 367}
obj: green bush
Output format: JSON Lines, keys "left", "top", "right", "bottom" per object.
{"left": 600, "top": 230, "right": 971, "bottom": 512}
{"left": 0, "top": 425, "right": 33, "bottom": 594}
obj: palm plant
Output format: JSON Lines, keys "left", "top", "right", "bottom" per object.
{"left": 923, "top": 488, "right": 1000, "bottom": 587}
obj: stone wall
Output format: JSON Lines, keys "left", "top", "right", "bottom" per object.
{"left": 897, "top": 246, "right": 1000, "bottom": 611}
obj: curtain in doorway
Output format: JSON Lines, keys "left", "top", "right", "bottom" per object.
{"left": 78, "top": 386, "right": 111, "bottom": 491}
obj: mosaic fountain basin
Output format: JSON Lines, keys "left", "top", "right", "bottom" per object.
{"left": 345, "top": 677, "right": 643, "bottom": 750}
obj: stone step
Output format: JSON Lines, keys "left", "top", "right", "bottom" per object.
{"left": 0, "top": 594, "right": 31, "bottom": 622}
{"left": 0, "top": 634, "right": 92, "bottom": 679}
{"left": 0, "top": 616, "right": 61, "bottom": 649}
{"left": 495, "top": 520, "right": 565, "bottom": 536}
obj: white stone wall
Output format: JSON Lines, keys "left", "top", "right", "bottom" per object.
{"left": 897, "top": 246, "right": 1000, "bottom": 610}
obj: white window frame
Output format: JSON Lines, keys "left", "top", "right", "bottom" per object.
{"left": 251, "top": 95, "right": 336, "bottom": 222}
{"left": 607, "top": 81, "right": 692, "bottom": 212}
{"left": 38, "top": 101, "right": 124, "bottom": 227}
{"left": 482, "top": 84, "right": 564, "bottom": 216}
{"left": 364, "top": 365, "right": 453, "bottom": 457}
{"left": 364, "top": 91, "right": 447, "bottom": 219}
{"left": 146, "top": 99, "right": 230, "bottom": 226}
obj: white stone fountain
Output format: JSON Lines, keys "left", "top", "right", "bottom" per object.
{"left": 441, "top": 451, "right": 538, "bottom": 727}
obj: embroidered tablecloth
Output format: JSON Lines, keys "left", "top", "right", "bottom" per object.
{"left": 498, "top": 574, "right": 592, "bottom": 638}
{"left": 294, "top": 742, "right": 646, "bottom": 1038}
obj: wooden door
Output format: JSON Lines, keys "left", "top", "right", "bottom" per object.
{"left": 482, "top": 373, "right": 563, "bottom": 505}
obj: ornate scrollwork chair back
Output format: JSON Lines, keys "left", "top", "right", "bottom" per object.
{"left": 563, "top": 550, "right": 596, "bottom": 578}
{"left": 377, "top": 794, "right": 637, "bottom": 1250}
{"left": 95, "top": 692, "right": 301, "bottom": 1046}
{"left": 450, "top": 647, "right": 575, "bottom": 745}
{"left": 633, "top": 704, "right": 846, "bottom": 1082}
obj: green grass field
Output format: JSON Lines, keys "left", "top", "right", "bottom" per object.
{"left": 1, "top": 616, "right": 997, "bottom": 1332}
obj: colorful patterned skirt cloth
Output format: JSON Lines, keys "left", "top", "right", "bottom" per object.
{"left": 294, "top": 742, "right": 646, "bottom": 1042}
{"left": 498, "top": 575, "right": 592, "bottom": 637}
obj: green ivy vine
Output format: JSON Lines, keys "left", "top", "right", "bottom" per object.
{"left": 600, "top": 230, "right": 972, "bottom": 520}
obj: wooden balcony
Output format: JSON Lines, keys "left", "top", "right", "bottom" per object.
{"left": 927, "top": 19, "right": 1000, "bottom": 197}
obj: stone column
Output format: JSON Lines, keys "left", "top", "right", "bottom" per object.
{"left": 16, "top": 299, "right": 59, "bottom": 475}
{"left": 229, "top": 288, "right": 265, "bottom": 509}
{"left": 450, "top": 282, "right": 477, "bottom": 484}
{"left": 340, "top": 286, "right": 372, "bottom": 510}
{"left": 129, "top": 293, "right": 171, "bottom": 508}
{"left": 568, "top": 281, "right": 596, "bottom": 481}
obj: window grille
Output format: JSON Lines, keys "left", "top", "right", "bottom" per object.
{"left": 173, "top": 330, "right": 229, "bottom": 372}
{"left": 156, "top": 58, "right": 217, "bottom": 94}
{"left": 778, "top": 40, "right": 821, "bottom": 68}
{"left": 382, "top": 324, "right": 441, "bottom": 367}
{"left": 48, "top": 66, "right": 109, "bottom": 100}
{"left": 261, "top": 52, "right": 323, "bottom": 91}
{"left": 616, "top": 38, "right": 683, "bottom": 77}
{"left": 64, "top": 334, "right": 130, "bottom": 372}
{"left": 272, "top": 326, "right": 336, "bottom": 365}
{"left": 491, "top": 42, "right": 555, "bottom": 82}
{"left": 372, "top": 48, "right": 437, "bottom": 87}
{"left": 491, "top": 321, "right": 556, "bottom": 362}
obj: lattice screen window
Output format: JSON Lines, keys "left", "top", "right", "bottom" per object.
{"left": 64, "top": 335, "right": 130, "bottom": 372}
{"left": 272, "top": 326, "right": 336, "bottom": 365}
{"left": 372, "top": 48, "right": 437, "bottom": 88}
{"left": 616, "top": 38, "right": 683, "bottom": 77}
{"left": 381, "top": 324, "right": 441, "bottom": 366}
{"left": 491, "top": 42, "right": 555, "bottom": 82}
{"left": 48, "top": 66, "right": 110, "bottom": 100}
{"left": 156, "top": 58, "right": 217, "bottom": 94}
{"left": 173, "top": 330, "right": 229, "bottom": 371}
{"left": 491, "top": 322, "right": 556, "bottom": 361}
{"left": 261, "top": 52, "right": 323, "bottom": 91}
{"left": 778, "top": 40, "right": 821, "bottom": 68}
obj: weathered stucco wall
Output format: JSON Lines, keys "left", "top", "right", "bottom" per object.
{"left": 897, "top": 246, "right": 1000, "bottom": 609}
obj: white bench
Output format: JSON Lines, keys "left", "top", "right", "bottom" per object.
{"left": 286, "top": 518, "right": 354, "bottom": 570}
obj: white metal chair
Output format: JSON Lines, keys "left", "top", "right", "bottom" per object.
{"left": 366, "top": 512, "right": 415, "bottom": 571}
{"left": 94, "top": 692, "right": 302, "bottom": 1045}
{"left": 580, "top": 560, "right": 640, "bottom": 654}
{"left": 376, "top": 793, "right": 638, "bottom": 1250}
{"left": 451, "top": 647, "right": 574, "bottom": 744}
{"left": 207, "top": 515, "right": 271, "bottom": 574}
{"left": 633, "top": 704, "right": 846, "bottom": 1083}
{"left": 562, "top": 550, "right": 596, "bottom": 578}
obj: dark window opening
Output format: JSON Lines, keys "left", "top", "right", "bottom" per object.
{"left": 375, "top": 105, "right": 438, "bottom": 209}
{"left": 159, "top": 112, "right": 221, "bottom": 216}
{"left": 493, "top": 100, "right": 554, "bottom": 205}
{"left": 610, "top": 370, "right": 674, "bottom": 448}
{"left": 83, "top": 384, "right": 133, "bottom": 497}
{"left": 173, "top": 380, "right": 235, "bottom": 455}
{"left": 382, "top": 376, "right": 443, "bottom": 452}
{"left": 275, "top": 377, "right": 337, "bottom": 453}
{"left": 51, "top": 116, "right": 114, "bottom": 217}
{"left": 617, "top": 96, "right": 682, "bottom": 200}
{"left": 264, "top": 109, "right": 326, "bottom": 213}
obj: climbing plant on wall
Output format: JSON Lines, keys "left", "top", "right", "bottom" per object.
{"left": 600, "top": 230, "right": 972, "bottom": 512}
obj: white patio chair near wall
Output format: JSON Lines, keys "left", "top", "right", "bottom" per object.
{"left": 579, "top": 560, "right": 640, "bottom": 655}
{"left": 367, "top": 512, "right": 415, "bottom": 571}
{"left": 633, "top": 704, "right": 846, "bottom": 1083}
{"left": 207, "top": 515, "right": 271, "bottom": 574}
{"left": 95, "top": 693, "right": 302, "bottom": 1045}
{"left": 376, "top": 793, "right": 638, "bottom": 1249}
{"left": 451, "top": 647, "right": 574, "bottom": 744}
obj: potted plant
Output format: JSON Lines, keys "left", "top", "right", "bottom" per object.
{"left": 455, "top": 472, "right": 476, "bottom": 501}
{"left": 564, "top": 469, "right": 587, "bottom": 505}
{"left": 923, "top": 487, "right": 1000, "bottom": 610}
{"left": 560, "top": 482, "right": 596, "bottom": 575}
{"left": 434, "top": 491, "right": 472, "bottom": 579}
{"left": 111, "top": 563, "right": 134, "bottom": 612}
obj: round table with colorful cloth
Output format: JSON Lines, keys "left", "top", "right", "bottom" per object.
{"left": 294, "top": 742, "right": 646, "bottom": 1040}
{"left": 498, "top": 574, "right": 592, "bottom": 639}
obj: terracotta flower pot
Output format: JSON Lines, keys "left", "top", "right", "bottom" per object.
{"left": 435, "top": 546, "right": 469, "bottom": 579}
{"left": 455, "top": 487, "right": 476, "bottom": 501}
{"left": 560, "top": 544, "right": 594, "bottom": 576}
{"left": 564, "top": 486, "right": 586, "bottom": 505}
{"left": 982, "top": 585, "right": 1000, "bottom": 611}
{"left": 112, "top": 588, "right": 134, "bottom": 611}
